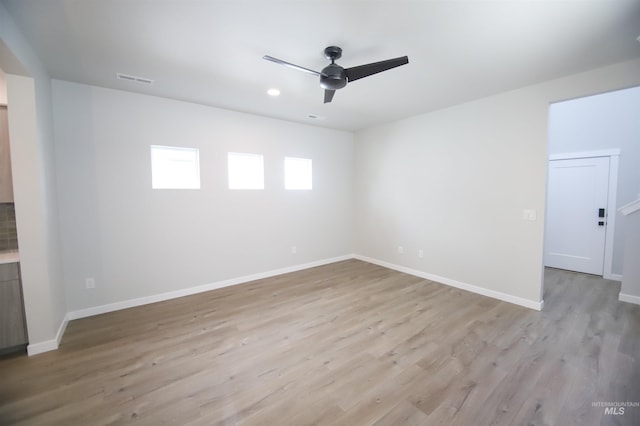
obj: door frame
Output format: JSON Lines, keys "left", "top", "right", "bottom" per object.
{"left": 547, "top": 149, "right": 620, "bottom": 281}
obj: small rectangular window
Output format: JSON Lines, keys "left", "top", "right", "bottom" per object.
{"left": 150, "top": 145, "right": 200, "bottom": 189}
{"left": 228, "top": 152, "right": 264, "bottom": 189}
{"left": 285, "top": 157, "right": 312, "bottom": 190}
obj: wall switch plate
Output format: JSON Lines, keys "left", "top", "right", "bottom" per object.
{"left": 522, "top": 209, "right": 537, "bottom": 221}
{"left": 398, "top": 246, "right": 404, "bottom": 254}
{"left": 85, "top": 277, "right": 95, "bottom": 289}
{"left": 291, "top": 246, "right": 297, "bottom": 254}
{"left": 418, "top": 249, "right": 424, "bottom": 258}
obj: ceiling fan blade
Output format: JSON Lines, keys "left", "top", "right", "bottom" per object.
{"left": 263, "top": 55, "right": 321, "bottom": 76}
{"left": 345, "top": 56, "right": 409, "bottom": 83}
{"left": 324, "top": 89, "right": 336, "bottom": 104}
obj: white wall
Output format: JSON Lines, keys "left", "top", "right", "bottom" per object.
{"left": 354, "top": 58, "right": 640, "bottom": 307}
{"left": 549, "top": 86, "right": 640, "bottom": 276}
{"left": 52, "top": 80, "right": 354, "bottom": 312}
{"left": 0, "top": 4, "right": 67, "bottom": 354}
{"left": 621, "top": 212, "right": 640, "bottom": 303}
{"left": 4, "top": 0, "right": 640, "bottom": 351}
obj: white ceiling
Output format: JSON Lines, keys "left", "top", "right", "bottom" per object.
{"left": 2, "top": 0, "right": 640, "bottom": 131}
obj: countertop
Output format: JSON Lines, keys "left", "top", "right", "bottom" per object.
{"left": 0, "top": 250, "right": 20, "bottom": 264}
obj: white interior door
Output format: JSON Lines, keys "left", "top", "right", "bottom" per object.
{"left": 545, "top": 157, "right": 610, "bottom": 275}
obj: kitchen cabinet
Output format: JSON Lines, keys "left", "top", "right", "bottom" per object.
{"left": 0, "top": 106, "right": 14, "bottom": 203}
{"left": 0, "top": 262, "right": 27, "bottom": 352}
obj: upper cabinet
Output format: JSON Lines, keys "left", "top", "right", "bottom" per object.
{"left": 0, "top": 106, "right": 14, "bottom": 203}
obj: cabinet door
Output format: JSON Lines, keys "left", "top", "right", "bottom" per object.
{"left": 0, "top": 106, "right": 14, "bottom": 203}
{"left": 0, "top": 279, "right": 28, "bottom": 349}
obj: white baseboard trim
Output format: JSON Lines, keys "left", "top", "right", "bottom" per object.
{"left": 354, "top": 255, "right": 544, "bottom": 311}
{"left": 67, "top": 254, "right": 355, "bottom": 321}
{"left": 27, "top": 340, "right": 57, "bottom": 356}
{"left": 619, "top": 293, "right": 640, "bottom": 305}
{"left": 27, "top": 312, "right": 70, "bottom": 356}
{"left": 37, "top": 252, "right": 548, "bottom": 355}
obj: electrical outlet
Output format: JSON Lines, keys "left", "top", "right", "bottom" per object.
{"left": 85, "top": 277, "right": 95, "bottom": 289}
{"left": 418, "top": 249, "right": 424, "bottom": 258}
{"left": 291, "top": 246, "right": 297, "bottom": 254}
{"left": 398, "top": 246, "right": 404, "bottom": 254}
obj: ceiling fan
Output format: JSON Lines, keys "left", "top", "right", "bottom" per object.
{"left": 263, "top": 46, "right": 409, "bottom": 103}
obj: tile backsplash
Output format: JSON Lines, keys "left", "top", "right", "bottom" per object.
{"left": 0, "top": 203, "right": 18, "bottom": 251}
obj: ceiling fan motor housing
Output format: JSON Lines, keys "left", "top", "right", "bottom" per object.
{"left": 320, "top": 64, "right": 347, "bottom": 90}
{"left": 263, "top": 45, "right": 408, "bottom": 103}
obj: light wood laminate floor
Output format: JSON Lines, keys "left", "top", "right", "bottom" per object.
{"left": 1, "top": 260, "right": 639, "bottom": 425}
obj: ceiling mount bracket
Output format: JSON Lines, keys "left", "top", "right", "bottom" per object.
{"left": 324, "top": 46, "right": 342, "bottom": 63}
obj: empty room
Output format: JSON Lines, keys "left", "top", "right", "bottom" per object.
{"left": 1, "top": 1, "right": 640, "bottom": 425}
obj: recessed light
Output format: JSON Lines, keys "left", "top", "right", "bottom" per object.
{"left": 267, "top": 88, "right": 280, "bottom": 97}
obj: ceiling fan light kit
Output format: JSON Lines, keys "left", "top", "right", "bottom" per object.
{"left": 263, "top": 46, "right": 409, "bottom": 104}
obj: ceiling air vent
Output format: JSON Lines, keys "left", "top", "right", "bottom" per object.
{"left": 116, "top": 73, "right": 154, "bottom": 85}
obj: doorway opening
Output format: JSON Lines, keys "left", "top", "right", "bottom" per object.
{"left": 543, "top": 85, "right": 640, "bottom": 306}
{"left": 544, "top": 150, "right": 619, "bottom": 279}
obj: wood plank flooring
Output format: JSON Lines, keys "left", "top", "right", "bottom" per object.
{"left": 0, "top": 259, "right": 638, "bottom": 425}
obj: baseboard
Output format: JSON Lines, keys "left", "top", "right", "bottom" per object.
{"left": 619, "top": 293, "right": 640, "bottom": 306}
{"left": 353, "top": 255, "right": 544, "bottom": 311}
{"left": 27, "top": 313, "right": 69, "bottom": 356}
{"left": 67, "top": 254, "right": 355, "bottom": 321}
{"left": 27, "top": 340, "right": 57, "bottom": 356}
{"left": 43, "top": 252, "right": 546, "bottom": 355}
